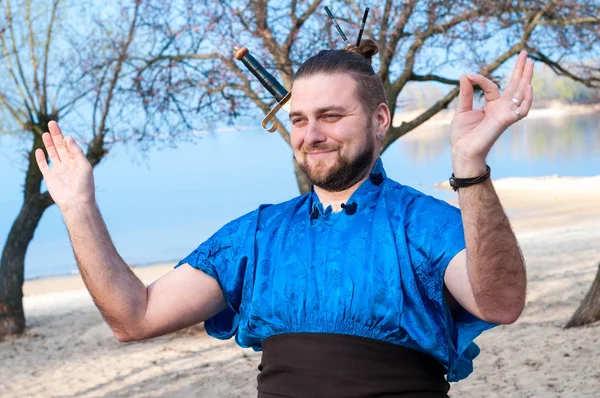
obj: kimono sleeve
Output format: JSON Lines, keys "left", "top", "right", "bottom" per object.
{"left": 175, "top": 210, "right": 258, "bottom": 340}
{"left": 405, "top": 192, "right": 496, "bottom": 381}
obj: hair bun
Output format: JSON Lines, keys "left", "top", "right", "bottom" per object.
{"left": 344, "top": 39, "right": 378, "bottom": 63}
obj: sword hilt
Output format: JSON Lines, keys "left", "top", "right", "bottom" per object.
{"left": 234, "top": 47, "right": 288, "bottom": 103}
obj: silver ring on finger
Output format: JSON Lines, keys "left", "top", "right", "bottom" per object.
{"left": 511, "top": 97, "right": 522, "bottom": 106}
{"left": 514, "top": 109, "right": 522, "bottom": 120}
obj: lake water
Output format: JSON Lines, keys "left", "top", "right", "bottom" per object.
{"left": 1, "top": 111, "right": 599, "bottom": 280}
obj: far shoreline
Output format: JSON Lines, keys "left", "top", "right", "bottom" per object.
{"left": 393, "top": 101, "right": 600, "bottom": 130}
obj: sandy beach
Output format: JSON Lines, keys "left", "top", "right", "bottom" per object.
{"left": 2, "top": 175, "right": 600, "bottom": 398}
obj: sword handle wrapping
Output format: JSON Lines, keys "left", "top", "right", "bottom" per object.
{"left": 235, "top": 47, "right": 288, "bottom": 103}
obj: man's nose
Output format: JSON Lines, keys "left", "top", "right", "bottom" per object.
{"left": 304, "top": 120, "right": 327, "bottom": 145}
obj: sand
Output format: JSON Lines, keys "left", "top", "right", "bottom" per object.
{"left": 2, "top": 176, "right": 600, "bottom": 398}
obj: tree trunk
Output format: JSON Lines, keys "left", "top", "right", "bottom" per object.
{"left": 0, "top": 193, "right": 53, "bottom": 336}
{"left": 0, "top": 127, "right": 54, "bottom": 337}
{"left": 293, "top": 157, "right": 312, "bottom": 195}
{"left": 565, "top": 261, "right": 600, "bottom": 329}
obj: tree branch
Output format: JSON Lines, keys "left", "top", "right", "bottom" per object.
{"left": 252, "top": 1, "right": 287, "bottom": 73}
{"left": 41, "top": 0, "right": 61, "bottom": 116}
{"left": 539, "top": 17, "right": 600, "bottom": 26}
{"left": 382, "top": 86, "right": 459, "bottom": 151}
{"left": 0, "top": 34, "right": 34, "bottom": 119}
{"left": 88, "top": 1, "right": 141, "bottom": 168}
{"left": 0, "top": 91, "right": 27, "bottom": 128}
{"left": 283, "top": 0, "right": 321, "bottom": 63}
{"left": 383, "top": 38, "right": 531, "bottom": 151}
{"left": 4, "top": 0, "right": 38, "bottom": 110}
{"left": 25, "top": 0, "right": 44, "bottom": 110}
{"left": 378, "top": 0, "right": 394, "bottom": 52}
{"left": 528, "top": 49, "right": 600, "bottom": 88}
{"left": 135, "top": 53, "right": 222, "bottom": 76}
{"left": 379, "top": 0, "right": 415, "bottom": 83}
{"left": 91, "top": 66, "right": 109, "bottom": 136}
{"left": 390, "top": 9, "right": 480, "bottom": 95}
{"left": 409, "top": 73, "right": 459, "bottom": 85}
{"left": 382, "top": 3, "right": 550, "bottom": 151}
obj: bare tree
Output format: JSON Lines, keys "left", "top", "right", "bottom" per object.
{"left": 566, "top": 261, "right": 600, "bottom": 328}
{"left": 0, "top": 0, "right": 142, "bottom": 336}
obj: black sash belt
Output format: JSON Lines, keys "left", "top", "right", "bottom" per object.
{"left": 257, "top": 333, "right": 450, "bottom": 398}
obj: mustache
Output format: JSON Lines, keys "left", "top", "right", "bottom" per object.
{"left": 301, "top": 143, "right": 341, "bottom": 153}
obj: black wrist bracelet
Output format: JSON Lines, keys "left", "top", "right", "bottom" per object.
{"left": 449, "top": 165, "right": 491, "bottom": 192}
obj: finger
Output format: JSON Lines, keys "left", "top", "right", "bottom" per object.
{"left": 61, "top": 136, "right": 76, "bottom": 159}
{"left": 505, "top": 51, "right": 528, "bottom": 95}
{"left": 48, "top": 121, "right": 69, "bottom": 159}
{"left": 517, "top": 84, "right": 533, "bottom": 118}
{"left": 467, "top": 74, "right": 500, "bottom": 102}
{"left": 42, "top": 132, "right": 60, "bottom": 164}
{"left": 455, "top": 75, "right": 473, "bottom": 114}
{"left": 512, "top": 59, "right": 534, "bottom": 102}
{"left": 65, "top": 136, "right": 88, "bottom": 165}
{"left": 35, "top": 148, "right": 50, "bottom": 174}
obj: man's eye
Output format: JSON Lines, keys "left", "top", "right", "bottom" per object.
{"left": 292, "top": 118, "right": 306, "bottom": 125}
{"left": 323, "top": 114, "right": 341, "bottom": 121}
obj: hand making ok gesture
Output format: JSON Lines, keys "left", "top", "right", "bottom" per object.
{"left": 450, "top": 51, "right": 534, "bottom": 177}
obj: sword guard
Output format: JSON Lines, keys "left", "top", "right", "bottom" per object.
{"left": 262, "top": 91, "right": 292, "bottom": 133}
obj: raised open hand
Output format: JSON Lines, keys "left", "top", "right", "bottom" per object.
{"left": 35, "top": 121, "right": 95, "bottom": 212}
{"left": 450, "top": 51, "right": 534, "bottom": 176}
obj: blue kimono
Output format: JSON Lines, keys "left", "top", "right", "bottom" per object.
{"left": 177, "top": 159, "right": 495, "bottom": 381}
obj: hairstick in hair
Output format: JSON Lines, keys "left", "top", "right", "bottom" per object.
{"left": 324, "top": 6, "right": 349, "bottom": 45}
{"left": 356, "top": 7, "right": 370, "bottom": 46}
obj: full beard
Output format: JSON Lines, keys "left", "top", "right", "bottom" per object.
{"left": 298, "top": 136, "right": 375, "bottom": 192}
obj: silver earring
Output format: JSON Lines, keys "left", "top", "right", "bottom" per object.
{"left": 377, "top": 133, "right": 384, "bottom": 140}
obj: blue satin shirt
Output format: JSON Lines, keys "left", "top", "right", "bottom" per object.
{"left": 177, "top": 159, "right": 495, "bottom": 381}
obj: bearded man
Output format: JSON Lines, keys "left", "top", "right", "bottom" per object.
{"left": 37, "top": 39, "right": 532, "bottom": 397}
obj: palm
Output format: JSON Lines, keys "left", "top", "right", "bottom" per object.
{"left": 450, "top": 100, "right": 509, "bottom": 157}
{"left": 36, "top": 121, "right": 95, "bottom": 211}
{"left": 45, "top": 153, "right": 93, "bottom": 204}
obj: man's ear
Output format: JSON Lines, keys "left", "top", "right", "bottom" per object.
{"left": 374, "top": 103, "right": 391, "bottom": 137}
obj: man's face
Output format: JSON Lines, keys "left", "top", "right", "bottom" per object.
{"left": 289, "top": 73, "right": 378, "bottom": 192}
